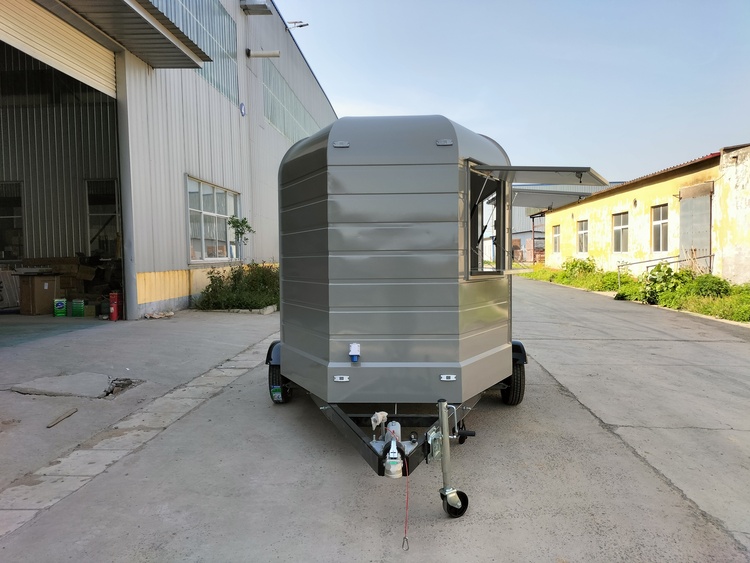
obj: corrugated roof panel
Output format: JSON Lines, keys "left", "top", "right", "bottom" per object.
{"left": 58, "top": 0, "right": 211, "bottom": 68}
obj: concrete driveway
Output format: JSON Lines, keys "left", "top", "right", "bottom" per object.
{"left": 512, "top": 277, "right": 750, "bottom": 554}
{"left": 0, "top": 280, "right": 747, "bottom": 562}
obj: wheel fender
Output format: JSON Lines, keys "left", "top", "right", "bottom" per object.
{"left": 512, "top": 340, "right": 527, "bottom": 365}
{"left": 266, "top": 340, "right": 281, "bottom": 366}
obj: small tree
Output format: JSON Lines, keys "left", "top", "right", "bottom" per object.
{"left": 227, "top": 215, "right": 255, "bottom": 260}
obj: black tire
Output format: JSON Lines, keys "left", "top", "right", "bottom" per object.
{"left": 442, "top": 490, "right": 469, "bottom": 518}
{"left": 269, "top": 364, "right": 292, "bottom": 404}
{"left": 501, "top": 362, "right": 525, "bottom": 406}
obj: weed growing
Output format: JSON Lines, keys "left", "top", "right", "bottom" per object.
{"left": 521, "top": 260, "right": 748, "bottom": 323}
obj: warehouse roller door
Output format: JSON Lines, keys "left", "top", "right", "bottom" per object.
{"left": 0, "top": 0, "right": 116, "bottom": 97}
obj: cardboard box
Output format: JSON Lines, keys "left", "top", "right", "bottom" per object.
{"left": 24, "top": 257, "right": 79, "bottom": 268}
{"left": 0, "top": 271, "right": 20, "bottom": 309}
{"left": 55, "top": 264, "right": 80, "bottom": 275}
{"left": 19, "top": 275, "right": 62, "bottom": 315}
{"left": 58, "top": 276, "right": 84, "bottom": 291}
{"left": 77, "top": 266, "right": 97, "bottom": 281}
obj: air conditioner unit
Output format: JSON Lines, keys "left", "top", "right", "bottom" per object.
{"left": 240, "top": 0, "right": 272, "bottom": 15}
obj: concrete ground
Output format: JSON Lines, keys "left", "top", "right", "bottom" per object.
{"left": 0, "top": 310, "right": 280, "bottom": 492}
{"left": 0, "top": 281, "right": 748, "bottom": 562}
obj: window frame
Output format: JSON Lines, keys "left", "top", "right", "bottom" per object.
{"left": 0, "top": 182, "right": 23, "bottom": 260}
{"left": 465, "top": 163, "right": 506, "bottom": 277}
{"left": 651, "top": 204, "right": 668, "bottom": 252}
{"left": 612, "top": 212, "right": 628, "bottom": 253}
{"left": 86, "top": 179, "right": 120, "bottom": 259}
{"left": 187, "top": 177, "right": 240, "bottom": 263}
{"left": 552, "top": 225, "right": 560, "bottom": 253}
{"left": 577, "top": 219, "right": 588, "bottom": 253}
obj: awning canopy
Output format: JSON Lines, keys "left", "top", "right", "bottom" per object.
{"left": 472, "top": 165, "right": 608, "bottom": 210}
{"left": 510, "top": 188, "right": 592, "bottom": 210}
{"left": 37, "top": 0, "right": 211, "bottom": 68}
{"left": 474, "top": 165, "right": 607, "bottom": 186}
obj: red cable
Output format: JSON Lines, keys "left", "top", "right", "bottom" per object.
{"left": 404, "top": 457, "right": 409, "bottom": 533}
{"left": 388, "top": 428, "right": 410, "bottom": 551}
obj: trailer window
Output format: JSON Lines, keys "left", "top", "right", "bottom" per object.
{"left": 468, "top": 169, "right": 506, "bottom": 274}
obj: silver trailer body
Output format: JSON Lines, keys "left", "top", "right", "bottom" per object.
{"left": 278, "top": 115, "right": 515, "bottom": 404}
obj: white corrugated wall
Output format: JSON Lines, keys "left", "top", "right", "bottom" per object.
{"left": 244, "top": 2, "right": 337, "bottom": 262}
{"left": 117, "top": 52, "right": 250, "bottom": 273}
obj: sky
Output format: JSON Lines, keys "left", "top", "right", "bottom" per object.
{"left": 272, "top": 0, "right": 750, "bottom": 183}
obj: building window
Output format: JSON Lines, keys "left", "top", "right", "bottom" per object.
{"left": 553, "top": 225, "right": 560, "bottom": 253}
{"left": 0, "top": 182, "right": 22, "bottom": 260}
{"left": 87, "top": 180, "right": 120, "bottom": 258}
{"left": 577, "top": 220, "right": 588, "bottom": 253}
{"left": 613, "top": 212, "right": 628, "bottom": 253}
{"left": 652, "top": 204, "right": 668, "bottom": 252}
{"left": 263, "top": 59, "right": 321, "bottom": 143}
{"left": 152, "top": 0, "right": 239, "bottom": 105}
{"left": 187, "top": 177, "right": 239, "bottom": 261}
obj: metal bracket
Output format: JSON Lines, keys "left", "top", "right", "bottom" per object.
{"left": 440, "top": 374, "right": 457, "bottom": 381}
{"left": 333, "top": 375, "right": 349, "bottom": 382}
{"left": 426, "top": 427, "right": 442, "bottom": 463}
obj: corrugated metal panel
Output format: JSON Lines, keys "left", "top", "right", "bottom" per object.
{"left": 0, "top": 0, "right": 116, "bottom": 97}
{"left": 118, "top": 50, "right": 248, "bottom": 272}
{"left": 0, "top": 41, "right": 119, "bottom": 259}
{"left": 245, "top": 2, "right": 337, "bottom": 261}
{"left": 59, "top": 0, "right": 210, "bottom": 68}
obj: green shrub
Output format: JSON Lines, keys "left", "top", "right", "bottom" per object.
{"left": 522, "top": 262, "right": 634, "bottom": 293}
{"left": 520, "top": 259, "right": 747, "bottom": 323}
{"left": 614, "top": 280, "right": 641, "bottom": 301}
{"left": 657, "top": 289, "right": 686, "bottom": 308}
{"left": 597, "top": 271, "right": 623, "bottom": 292}
{"left": 196, "top": 263, "right": 280, "bottom": 310}
{"left": 561, "top": 257, "right": 597, "bottom": 277}
{"left": 521, "top": 265, "right": 559, "bottom": 282}
{"left": 681, "top": 293, "right": 750, "bottom": 322}
{"left": 684, "top": 274, "right": 731, "bottom": 298}
{"left": 553, "top": 270, "right": 573, "bottom": 285}
{"left": 637, "top": 263, "right": 693, "bottom": 304}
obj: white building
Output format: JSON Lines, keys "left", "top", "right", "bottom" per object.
{"left": 0, "top": 0, "right": 336, "bottom": 318}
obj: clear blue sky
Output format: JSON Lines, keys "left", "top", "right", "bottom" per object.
{"left": 273, "top": 0, "right": 750, "bottom": 183}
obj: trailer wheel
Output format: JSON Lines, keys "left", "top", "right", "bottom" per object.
{"left": 442, "top": 490, "right": 469, "bottom": 518}
{"left": 269, "top": 364, "right": 292, "bottom": 404}
{"left": 501, "top": 362, "right": 525, "bottom": 406}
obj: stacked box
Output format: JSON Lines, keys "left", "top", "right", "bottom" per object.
{"left": 53, "top": 298, "right": 66, "bottom": 317}
{"left": 72, "top": 299, "right": 85, "bottom": 317}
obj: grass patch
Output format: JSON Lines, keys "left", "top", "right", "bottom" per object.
{"left": 522, "top": 259, "right": 636, "bottom": 293}
{"left": 520, "top": 261, "right": 748, "bottom": 323}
